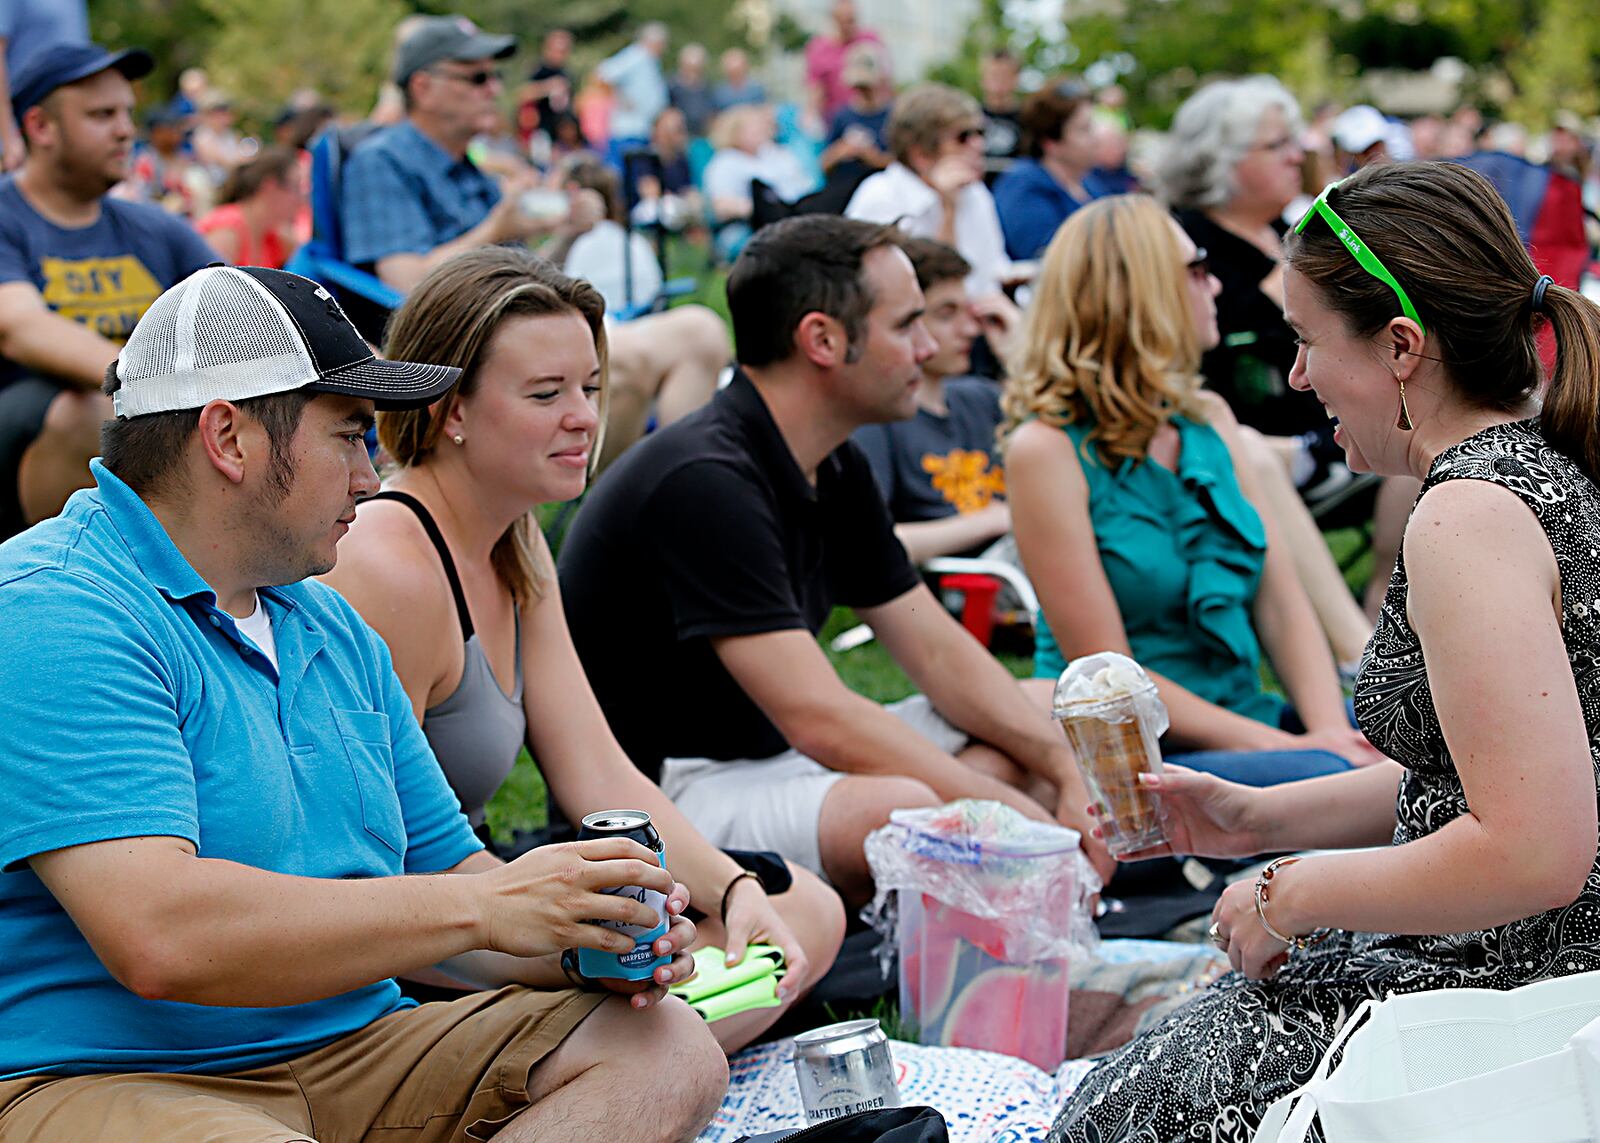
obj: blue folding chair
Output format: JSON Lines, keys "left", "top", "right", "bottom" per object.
{"left": 284, "top": 126, "right": 403, "bottom": 338}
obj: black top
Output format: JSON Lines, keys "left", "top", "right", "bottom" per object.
{"left": 982, "top": 105, "right": 1022, "bottom": 161}
{"left": 526, "top": 62, "right": 570, "bottom": 132}
{"left": 1176, "top": 208, "right": 1324, "bottom": 439}
{"left": 622, "top": 149, "right": 694, "bottom": 211}
{"left": 558, "top": 370, "right": 920, "bottom": 780}
{"left": 366, "top": 490, "right": 475, "bottom": 639}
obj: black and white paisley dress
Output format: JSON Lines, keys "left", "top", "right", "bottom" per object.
{"left": 1051, "top": 418, "right": 1600, "bottom": 1143}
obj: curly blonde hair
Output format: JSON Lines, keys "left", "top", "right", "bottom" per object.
{"left": 1000, "top": 194, "right": 1207, "bottom": 467}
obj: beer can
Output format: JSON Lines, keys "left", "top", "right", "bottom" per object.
{"left": 792, "top": 1018, "right": 902, "bottom": 1125}
{"left": 575, "top": 809, "right": 671, "bottom": 982}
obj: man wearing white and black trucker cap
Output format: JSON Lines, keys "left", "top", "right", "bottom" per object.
{"left": 0, "top": 265, "right": 728, "bottom": 1142}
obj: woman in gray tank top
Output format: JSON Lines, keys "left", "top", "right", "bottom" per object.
{"left": 323, "top": 247, "right": 844, "bottom": 1053}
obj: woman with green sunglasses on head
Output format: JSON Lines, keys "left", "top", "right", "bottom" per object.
{"left": 1052, "top": 160, "right": 1600, "bottom": 1143}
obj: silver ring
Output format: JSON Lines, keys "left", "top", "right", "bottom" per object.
{"left": 1208, "top": 921, "right": 1227, "bottom": 949}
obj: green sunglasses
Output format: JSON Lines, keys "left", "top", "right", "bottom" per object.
{"left": 1293, "top": 179, "right": 1426, "bottom": 336}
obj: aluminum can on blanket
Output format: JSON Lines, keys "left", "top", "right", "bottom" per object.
{"left": 792, "top": 1018, "right": 902, "bottom": 1125}
{"left": 576, "top": 809, "right": 671, "bottom": 981}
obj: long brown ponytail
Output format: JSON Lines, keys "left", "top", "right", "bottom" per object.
{"left": 1538, "top": 284, "right": 1600, "bottom": 480}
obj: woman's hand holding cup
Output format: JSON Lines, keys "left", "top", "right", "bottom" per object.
{"left": 1088, "top": 765, "right": 1266, "bottom": 861}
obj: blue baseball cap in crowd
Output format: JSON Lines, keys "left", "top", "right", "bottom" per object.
{"left": 10, "top": 42, "right": 154, "bottom": 119}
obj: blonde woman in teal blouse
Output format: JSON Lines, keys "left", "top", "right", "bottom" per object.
{"left": 1003, "top": 194, "right": 1384, "bottom": 781}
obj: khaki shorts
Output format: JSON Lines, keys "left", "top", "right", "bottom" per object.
{"left": 0, "top": 985, "right": 605, "bottom": 1143}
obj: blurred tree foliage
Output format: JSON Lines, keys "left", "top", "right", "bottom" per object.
{"left": 90, "top": 0, "right": 217, "bottom": 107}
{"left": 90, "top": 0, "right": 770, "bottom": 126}
{"left": 1503, "top": 0, "right": 1599, "bottom": 128}
{"left": 90, "top": 0, "right": 1597, "bottom": 133}
{"left": 200, "top": 0, "right": 408, "bottom": 120}
{"left": 934, "top": 0, "right": 1592, "bottom": 131}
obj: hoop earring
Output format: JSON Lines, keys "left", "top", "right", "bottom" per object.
{"left": 1395, "top": 378, "right": 1414, "bottom": 432}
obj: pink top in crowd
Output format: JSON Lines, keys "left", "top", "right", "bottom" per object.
{"left": 805, "top": 30, "right": 886, "bottom": 122}
{"left": 196, "top": 203, "right": 288, "bottom": 271}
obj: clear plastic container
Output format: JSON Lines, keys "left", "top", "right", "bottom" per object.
{"left": 897, "top": 891, "right": 1072, "bottom": 1071}
{"left": 863, "top": 801, "right": 1098, "bottom": 1072}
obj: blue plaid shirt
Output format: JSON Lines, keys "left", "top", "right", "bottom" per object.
{"left": 340, "top": 120, "right": 501, "bottom": 268}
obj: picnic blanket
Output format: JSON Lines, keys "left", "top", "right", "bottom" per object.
{"left": 698, "top": 939, "right": 1225, "bottom": 1143}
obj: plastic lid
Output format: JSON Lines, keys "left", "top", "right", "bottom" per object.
{"left": 888, "top": 801, "right": 1083, "bottom": 863}
{"left": 1051, "top": 650, "right": 1159, "bottom": 717}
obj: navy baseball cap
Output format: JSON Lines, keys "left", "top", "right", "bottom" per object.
{"left": 11, "top": 42, "right": 154, "bottom": 118}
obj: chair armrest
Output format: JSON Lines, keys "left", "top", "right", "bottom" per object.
{"left": 285, "top": 245, "right": 405, "bottom": 311}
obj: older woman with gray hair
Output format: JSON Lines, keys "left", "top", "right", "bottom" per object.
{"left": 1159, "top": 76, "right": 1393, "bottom": 671}
{"left": 1157, "top": 76, "right": 1312, "bottom": 450}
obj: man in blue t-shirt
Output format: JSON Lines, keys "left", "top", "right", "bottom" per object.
{"left": 817, "top": 43, "right": 891, "bottom": 199}
{"left": 0, "top": 42, "right": 217, "bottom": 538}
{"left": 852, "top": 237, "right": 1016, "bottom": 563}
{"left": 0, "top": 265, "right": 725, "bottom": 1139}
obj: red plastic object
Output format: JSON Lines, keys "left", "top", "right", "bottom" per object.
{"left": 940, "top": 573, "right": 1001, "bottom": 646}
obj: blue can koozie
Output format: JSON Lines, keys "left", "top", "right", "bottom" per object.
{"left": 576, "top": 810, "right": 672, "bottom": 981}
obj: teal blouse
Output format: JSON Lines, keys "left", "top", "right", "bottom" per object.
{"left": 1032, "top": 415, "right": 1285, "bottom": 728}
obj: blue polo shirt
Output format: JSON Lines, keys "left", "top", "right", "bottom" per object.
{"left": 340, "top": 120, "right": 501, "bottom": 268}
{"left": 0, "top": 461, "right": 483, "bottom": 1080}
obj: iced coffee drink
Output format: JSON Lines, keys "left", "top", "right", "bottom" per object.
{"left": 1052, "top": 653, "right": 1168, "bottom": 857}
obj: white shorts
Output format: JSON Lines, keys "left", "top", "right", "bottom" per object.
{"left": 659, "top": 694, "right": 968, "bottom": 879}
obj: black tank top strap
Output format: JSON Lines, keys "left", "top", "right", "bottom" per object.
{"left": 365, "top": 490, "right": 475, "bottom": 641}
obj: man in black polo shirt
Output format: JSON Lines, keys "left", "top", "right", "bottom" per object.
{"left": 559, "top": 216, "right": 1103, "bottom": 907}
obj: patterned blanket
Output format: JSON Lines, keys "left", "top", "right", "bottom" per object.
{"left": 698, "top": 939, "right": 1225, "bottom": 1143}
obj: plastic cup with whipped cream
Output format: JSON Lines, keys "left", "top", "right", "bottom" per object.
{"left": 1051, "top": 652, "right": 1170, "bottom": 857}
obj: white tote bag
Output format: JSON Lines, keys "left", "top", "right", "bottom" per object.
{"left": 1253, "top": 970, "right": 1600, "bottom": 1143}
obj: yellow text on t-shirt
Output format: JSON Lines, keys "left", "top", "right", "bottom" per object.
{"left": 38, "top": 255, "right": 164, "bottom": 344}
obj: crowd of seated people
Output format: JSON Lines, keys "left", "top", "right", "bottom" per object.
{"left": 9, "top": 10, "right": 1600, "bottom": 1143}
{"left": 339, "top": 15, "right": 732, "bottom": 473}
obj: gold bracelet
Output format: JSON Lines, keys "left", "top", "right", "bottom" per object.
{"left": 1254, "top": 856, "right": 1334, "bottom": 951}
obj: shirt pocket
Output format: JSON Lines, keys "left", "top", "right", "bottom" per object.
{"left": 332, "top": 708, "right": 405, "bottom": 858}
